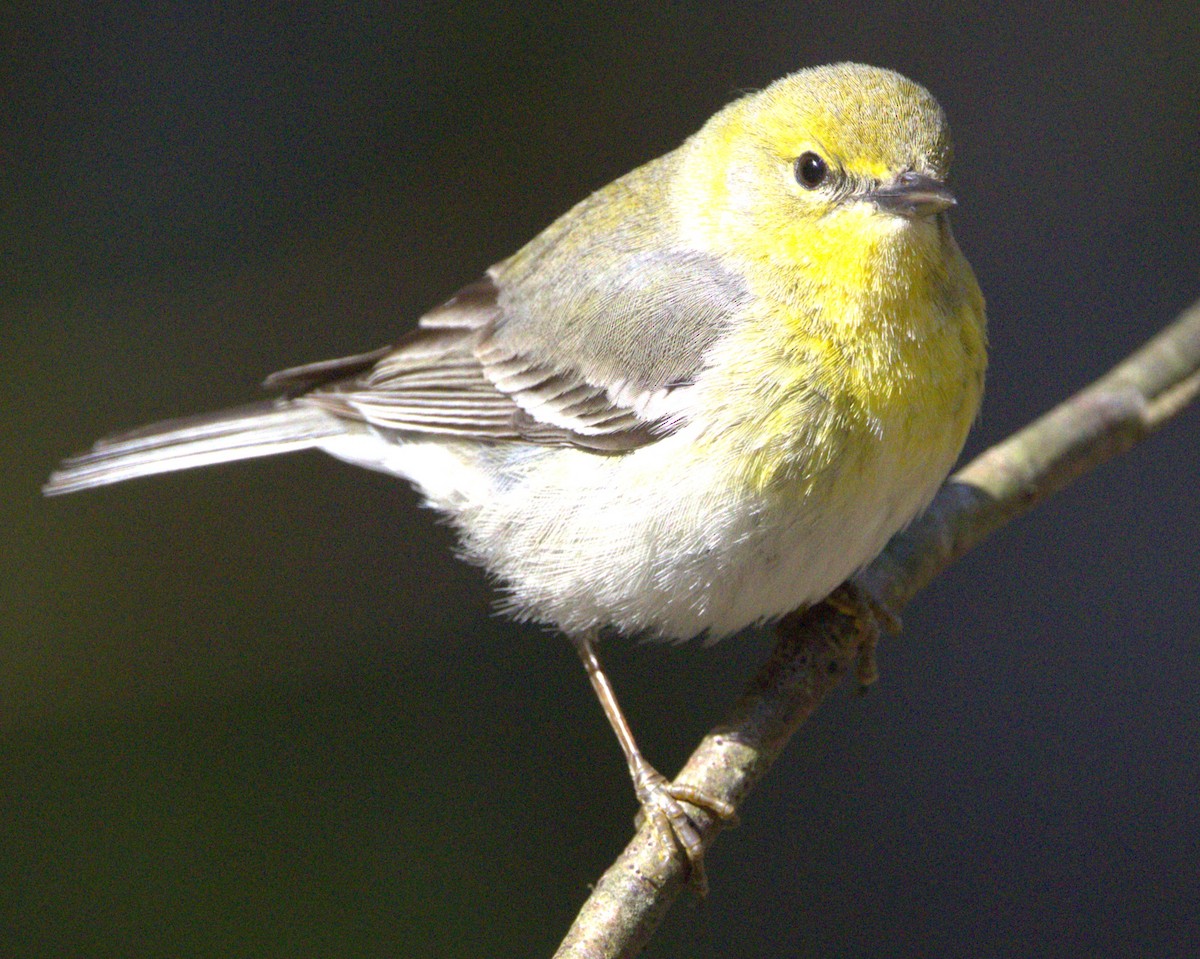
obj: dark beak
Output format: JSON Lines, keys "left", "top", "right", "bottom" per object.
{"left": 869, "top": 171, "right": 956, "bottom": 219}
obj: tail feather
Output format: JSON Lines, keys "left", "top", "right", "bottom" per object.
{"left": 44, "top": 401, "right": 348, "bottom": 495}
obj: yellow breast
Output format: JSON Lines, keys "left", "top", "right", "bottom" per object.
{"left": 695, "top": 210, "right": 987, "bottom": 501}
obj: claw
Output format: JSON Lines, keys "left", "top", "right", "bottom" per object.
{"left": 632, "top": 765, "right": 736, "bottom": 895}
{"left": 572, "top": 631, "right": 737, "bottom": 894}
{"left": 826, "top": 580, "right": 902, "bottom": 688}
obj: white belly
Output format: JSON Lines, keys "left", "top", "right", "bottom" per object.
{"left": 322, "top": 412, "right": 955, "bottom": 641}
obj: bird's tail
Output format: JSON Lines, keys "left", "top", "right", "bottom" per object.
{"left": 43, "top": 401, "right": 348, "bottom": 495}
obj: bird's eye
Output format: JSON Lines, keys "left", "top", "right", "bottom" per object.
{"left": 795, "top": 152, "right": 827, "bottom": 189}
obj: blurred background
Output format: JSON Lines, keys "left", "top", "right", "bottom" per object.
{"left": 4, "top": 3, "right": 1198, "bottom": 956}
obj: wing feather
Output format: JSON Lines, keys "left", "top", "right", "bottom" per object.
{"left": 295, "top": 273, "right": 712, "bottom": 450}
{"left": 281, "top": 161, "right": 753, "bottom": 449}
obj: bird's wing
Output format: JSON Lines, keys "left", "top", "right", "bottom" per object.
{"left": 283, "top": 276, "right": 674, "bottom": 452}
{"left": 278, "top": 252, "right": 750, "bottom": 452}
{"left": 272, "top": 158, "right": 753, "bottom": 451}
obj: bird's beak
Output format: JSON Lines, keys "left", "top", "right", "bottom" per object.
{"left": 869, "top": 171, "right": 956, "bottom": 219}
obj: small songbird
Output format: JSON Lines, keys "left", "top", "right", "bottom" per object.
{"left": 46, "top": 63, "right": 987, "bottom": 882}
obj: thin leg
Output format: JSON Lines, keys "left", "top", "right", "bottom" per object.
{"left": 571, "top": 631, "right": 735, "bottom": 892}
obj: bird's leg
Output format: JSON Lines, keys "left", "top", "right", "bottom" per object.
{"left": 571, "top": 631, "right": 735, "bottom": 893}
{"left": 825, "top": 578, "right": 902, "bottom": 688}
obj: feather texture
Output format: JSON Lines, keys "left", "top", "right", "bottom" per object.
{"left": 43, "top": 403, "right": 346, "bottom": 494}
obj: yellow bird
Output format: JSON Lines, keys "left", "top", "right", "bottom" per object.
{"left": 46, "top": 62, "right": 987, "bottom": 881}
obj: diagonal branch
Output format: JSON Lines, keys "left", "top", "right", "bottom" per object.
{"left": 553, "top": 297, "right": 1200, "bottom": 959}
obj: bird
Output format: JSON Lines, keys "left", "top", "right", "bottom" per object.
{"left": 45, "top": 62, "right": 987, "bottom": 885}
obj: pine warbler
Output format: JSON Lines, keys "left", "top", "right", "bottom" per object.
{"left": 47, "top": 63, "right": 987, "bottom": 883}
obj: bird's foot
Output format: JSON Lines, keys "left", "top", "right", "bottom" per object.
{"left": 631, "top": 762, "right": 737, "bottom": 896}
{"left": 826, "top": 579, "right": 902, "bottom": 689}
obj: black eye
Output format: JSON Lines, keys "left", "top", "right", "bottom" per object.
{"left": 795, "top": 152, "right": 827, "bottom": 188}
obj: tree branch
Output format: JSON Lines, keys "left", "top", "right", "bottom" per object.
{"left": 553, "top": 296, "right": 1200, "bottom": 959}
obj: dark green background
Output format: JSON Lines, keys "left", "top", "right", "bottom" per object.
{"left": 5, "top": 3, "right": 1199, "bottom": 956}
